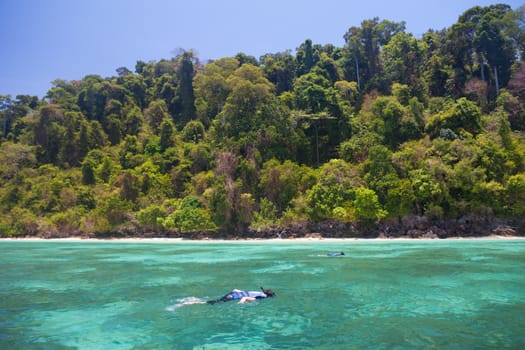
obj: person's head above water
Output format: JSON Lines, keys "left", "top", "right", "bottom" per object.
{"left": 261, "top": 287, "right": 275, "bottom": 297}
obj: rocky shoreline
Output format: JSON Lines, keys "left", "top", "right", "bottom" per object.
{"left": 5, "top": 215, "right": 524, "bottom": 240}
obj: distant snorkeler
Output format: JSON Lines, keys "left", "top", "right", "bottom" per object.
{"left": 326, "top": 252, "right": 345, "bottom": 257}
{"left": 207, "top": 288, "right": 276, "bottom": 304}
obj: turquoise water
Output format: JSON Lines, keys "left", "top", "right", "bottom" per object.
{"left": 1, "top": 240, "right": 524, "bottom": 349}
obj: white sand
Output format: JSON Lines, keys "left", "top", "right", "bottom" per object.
{"left": 1, "top": 235, "right": 524, "bottom": 243}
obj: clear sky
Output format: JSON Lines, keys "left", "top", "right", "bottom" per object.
{"left": 1, "top": 0, "right": 523, "bottom": 98}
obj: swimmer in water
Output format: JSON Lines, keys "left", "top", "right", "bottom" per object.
{"left": 206, "top": 288, "right": 276, "bottom": 304}
{"left": 326, "top": 252, "right": 345, "bottom": 257}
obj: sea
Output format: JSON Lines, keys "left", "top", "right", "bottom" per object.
{"left": 1, "top": 239, "right": 524, "bottom": 349}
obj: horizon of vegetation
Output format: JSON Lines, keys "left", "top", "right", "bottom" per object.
{"left": 1, "top": 4, "right": 524, "bottom": 237}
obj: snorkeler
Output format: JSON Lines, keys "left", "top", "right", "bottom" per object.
{"left": 327, "top": 252, "right": 345, "bottom": 257}
{"left": 207, "top": 288, "right": 276, "bottom": 304}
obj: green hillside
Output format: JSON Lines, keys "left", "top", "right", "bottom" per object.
{"left": 1, "top": 4, "right": 524, "bottom": 238}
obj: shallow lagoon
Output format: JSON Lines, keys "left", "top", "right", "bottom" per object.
{"left": 1, "top": 239, "right": 524, "bottom": 349}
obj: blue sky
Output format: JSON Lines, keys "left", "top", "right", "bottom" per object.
{"left": 1, "top": 0, "right": 523, "bottom": 98}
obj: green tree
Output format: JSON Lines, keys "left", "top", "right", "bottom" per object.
{"left": 59, "top": 111, "right": 84, "bottom": 167}
{"left": 45, "top": 80, "right": 78, "bottom": 110}
{"left": 214, "top": 64, "right": 274, "bottom": 139}
{"left": 182, "top": 120, "right": 205, "bottom": 143}
{"left": 421, "top": 31, "right": 452, "bottom": 97}
{"left": 313, "top": 52, "right": 342, "bottom": 83}
{"left": 81, "top": 159, "right": 96, "bottom": 185}
{"left": 88, "top": 120, "right": 107, "bottom": 149}
{"left": 381, "top": 32, "right": 427, "bottom": 92}
{"left": 144, "top": 99, "right": 170, "bottom": 132}
{"left": 473, "top": 4, "right": 517, "bottom": 91}
{"left": 293, "top": 72, "right": 339, "bottom": 115}
{"left": 193, "top": 58, "right": 238, "bottom": 126}
{"left": 370, "top": 96, "right": 417, "bottom": 149}
{"left": 77, "top": 75, "right": 106, "bottom": 121}
{"left": 385, "top": 179, "right": 416, "bottom": 217}
{"left": 504, "top": 174, "right": 525, "bottom": 216}
{"left": 105, "top": 116, "right": 121, "bottom": 145}
{"left": 1, "top": 95, "right": 37, "bottom": 140}
{"left": 117, "top": 171, "right": 139, "bottom": 202}
{"left": 297, "top": 39, "right": 315, "bottom": 75}
{"left": 204, "top": 179, "right": 232, "bottom": 229}
{"left": 175, "top": 51, "right": 197, "bottom": 125}
{"left": 306, "top": 183, "right": 348, "bottom": 221}
{"left": 32, "top": 105, "right": 65, "bottom": 164}
{"left": 259, "top": 159, "right": 304, "bottom": 213}
{"left": 339, "top": 129, "right": 383, "bottom": 164}
{"left": 235, "top": 52, "right": 258, "bottom": 66}
{"left": 334, "top": 80, "right": 360, "bottom": 111}
{"left": 137, "top": 204, "right": 167, "bottom": 230}
{"left": 159, "top": 119, "right": 175, "bottom": 151}
{"left": 425, "top": 98, "right": 482, "bottom": 138}
{"left": 305, "top": 160, "right": 357, "bottom": 221}
{"left": 123, "top": 105, "right": 143, "bottom": 136}
{"left": 119, "top": 135, "right": 143, "bottom": 169}
{"left": 186, "top": 143, "right": 212, "bottom": 174}
{"left": 161, "top": 195, "right": 215, "bottom": 232}
{"left": 261, "top": 52, "right": 297, "bottom": 94}
{"left": 344, "top": 18, "right": 406, "bottom": 92}
{"left": 351, "top": 187, "right": 387, "bottom": 224}
{"left": 95, "top": 195, "right": 133, "bottom": 229}
{"left": 409, "top": 168, "right": 443, "bottom": 215}
{"left": 0, "top": 142, "right": 36, "bottom": 184}
{"left": 498, "top": 87, "right": 525, "bottom": 131}
{"left": 119, "top": 73, "right": 147, "bottom": 108}
{"left": 252, "top": 197, "right": 279, "bottom": 228}
{"left": 77, "top": 121, "right": 90, "bottom": 161}
{"left": 444, "top": 5, "right": 519, "bottom": 96}
{"left": 98, "top": 156, "right": 114, "bottom": 183}
{"left": 363, "top": 145, "right": 399, "bottom": 202}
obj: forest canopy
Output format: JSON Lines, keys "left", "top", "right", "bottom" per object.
{"left": 1, "top": 4, "right": 525, "bottom": 237}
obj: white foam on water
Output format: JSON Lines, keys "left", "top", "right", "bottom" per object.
{"left": 166, "top": 296, "right": 206, "bottom": 310}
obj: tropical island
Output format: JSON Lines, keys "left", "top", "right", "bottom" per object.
{"left": 1, "top": 4, "right": 524, "bottom": 240}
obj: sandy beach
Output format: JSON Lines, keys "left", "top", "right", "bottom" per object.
{"left": 1, "top": 235, "right": 524, "bottom": 243}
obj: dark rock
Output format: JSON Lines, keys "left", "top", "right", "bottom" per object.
{"left": 491, "top": 226, "right": 517, "bottom": 236}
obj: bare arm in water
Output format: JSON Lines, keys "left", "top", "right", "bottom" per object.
{"left": 238, "top": 296, "right": 256, "bottom": 304}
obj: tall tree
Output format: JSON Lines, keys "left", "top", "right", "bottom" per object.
{"left": 261, "top": 52, "right": 297, "bottom": 94}
{"left": 0, "top": 95, "right": 38, "bottom": 140}
{"left": 216, "top": 64, "right": 274, "bottom": 138}
{"left": 381, "top": 32, "right": 427, "bottom": 94}
{"left": 176, "top": 51, "right": 197, "bottom": 126}
{"left": 193, "top": 58, "right": 239, "bottom": 126}
{"left": 0, "top": 95, "right": 14, "bottom": 138}
{"left": 445, "top": 5, "right": 519, "bottom": 96}
{"left": 473, "top": 4, "right": 516, "bottom": 92}
{"left": 297, "top": 39, "right": 315, "bottom": 75}
{"left": 511, "top": 5, "right": 525, "bottom": 60}
{"left": 144, "top": 99, "right": 170, "bottom": 133}
{"left": 344, "top": 18, "right": 406, "bottom": 92}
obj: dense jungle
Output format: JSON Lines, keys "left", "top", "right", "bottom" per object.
{"left": 1, "top": 4, "right": 524, "bottom": 238}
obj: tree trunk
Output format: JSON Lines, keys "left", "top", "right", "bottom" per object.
{"left": 494, "top": 66, "right": 500, "bottom": 95}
